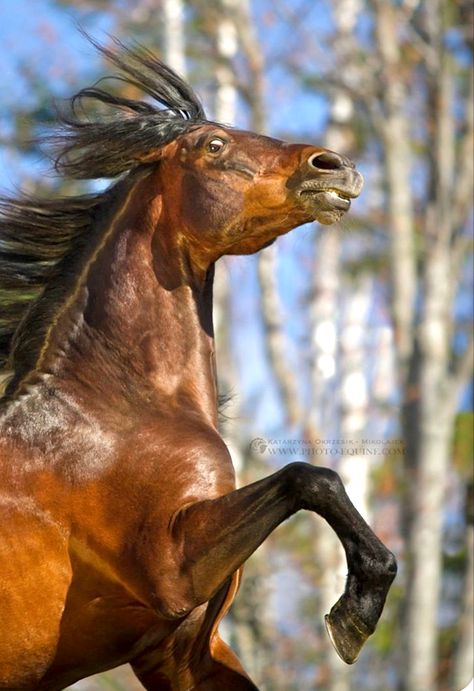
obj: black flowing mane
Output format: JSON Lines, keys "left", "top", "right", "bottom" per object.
{"left": 0, "top": 37, "right": 207, "bottom": 374}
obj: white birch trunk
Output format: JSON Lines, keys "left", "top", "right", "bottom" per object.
{"left": 163, "top": 0, "right": 187, "bottom": 76}
{"left": 372, "top": 4, "right": 474, "bottom": 689}
{"left": 404, "top": 245, "right": 459, "bottom": 689}
{"left": 310, "top": 4, "right": 369, "bottom": 689}
{"left": 214, "top": 0, "right": 238, "bottom": 125}
{"left": 404, "top": 415, "right": 452, "bottom": 691}
{"left": 308, "top": 230, "right": 341, "bottom": 437}
{"left": 452, "top": 521, "right": 474, "bottom": 691}
{"left": 338, "top": 277, "right": 372, "bottom": 526}
{"left": 318, "top": 276, "right": 373, "bottom": 691}
{"left": 308, "top": 229, "right": 347, "bottom": 689}
{"left": 373, "top": 2, "right": 417, "bottom": 373}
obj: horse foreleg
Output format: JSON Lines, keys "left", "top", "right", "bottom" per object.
{"left": 191, "top": 637, "right": 260, "bottom": 691}
{"left": 171, "top": 462, "right": 397, "bottom": 664}
{"left": 131, "top": 637, "right": 259, "bottom": 691}
{"left": 130, "top": 576, "right": 258, "bottom": 690}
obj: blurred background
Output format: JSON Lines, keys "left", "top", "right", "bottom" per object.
{"left": 0, "top": 1, "right": 472, "bottom": 690}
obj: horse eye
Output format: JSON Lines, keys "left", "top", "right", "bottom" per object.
{"left": 207, "top": 138, "right": 226, "bottom": 154}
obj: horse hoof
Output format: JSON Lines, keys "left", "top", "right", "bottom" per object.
{"left": 324, "top": 599, "right": 373, "bottom": 665}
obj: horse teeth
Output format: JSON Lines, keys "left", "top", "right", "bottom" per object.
{"left": 327, "top": 190, "right": 350, "bottom": 201}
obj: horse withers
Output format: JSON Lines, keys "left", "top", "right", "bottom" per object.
{"left": 0, "top": 39, "right": 396, "bottom": 690}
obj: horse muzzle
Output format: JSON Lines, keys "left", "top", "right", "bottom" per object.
{"left": 296, "top": 166, "right": 364, "bottom": 223}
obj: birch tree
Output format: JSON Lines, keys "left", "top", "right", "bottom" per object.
{"left": 301, "top": 2, "right": 473, "bottom": 685}
{"left": 371, "top": 3, "right": 474, "bottom": 689}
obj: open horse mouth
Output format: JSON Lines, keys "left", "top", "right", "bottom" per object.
{"left": 297, "top": 170, "right": 364, "bottom": 219}
{"left": 300, "top": 188, "right": 353, "bottom": 211}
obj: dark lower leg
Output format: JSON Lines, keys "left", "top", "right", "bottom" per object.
{"left": 294, "top": 463, "right": 398, "bottom": 662}
{"left": 172, "top": 462, "right": 396, "bottom": 663}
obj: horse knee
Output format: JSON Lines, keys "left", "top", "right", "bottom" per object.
{"left": 376, "top": 549, "right": 398, "bottom": 582}
{"left": 284, "top": 462, "right": 345, "bottom": 511}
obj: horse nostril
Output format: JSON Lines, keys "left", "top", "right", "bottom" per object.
{"left": 308, "top": 151, "right": 347, "bottom": 171}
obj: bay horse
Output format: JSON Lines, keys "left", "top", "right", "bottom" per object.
{"left": 0, "top": 39, "right": 396, "bottom": 690}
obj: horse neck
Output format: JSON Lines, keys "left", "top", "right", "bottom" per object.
{"left": 33, "top": 170, "right": 218, "bottom": 427}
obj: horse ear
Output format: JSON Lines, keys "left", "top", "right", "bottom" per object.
{"left": 133, "top": 118, "right": 191, "bottom": 165}
{"left": 135, "top": 139, "right": 178, "bottom": 165}
{"left": 136, "top": 148, "right": 165, "bottom": 164}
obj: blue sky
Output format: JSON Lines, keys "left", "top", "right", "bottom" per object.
{"left": 0, "top": 1, "right": 114, "bottom": 190}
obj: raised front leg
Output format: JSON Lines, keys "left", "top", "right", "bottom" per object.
{"left": 171, "top": 462, "right": 397, "bottom": 664}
